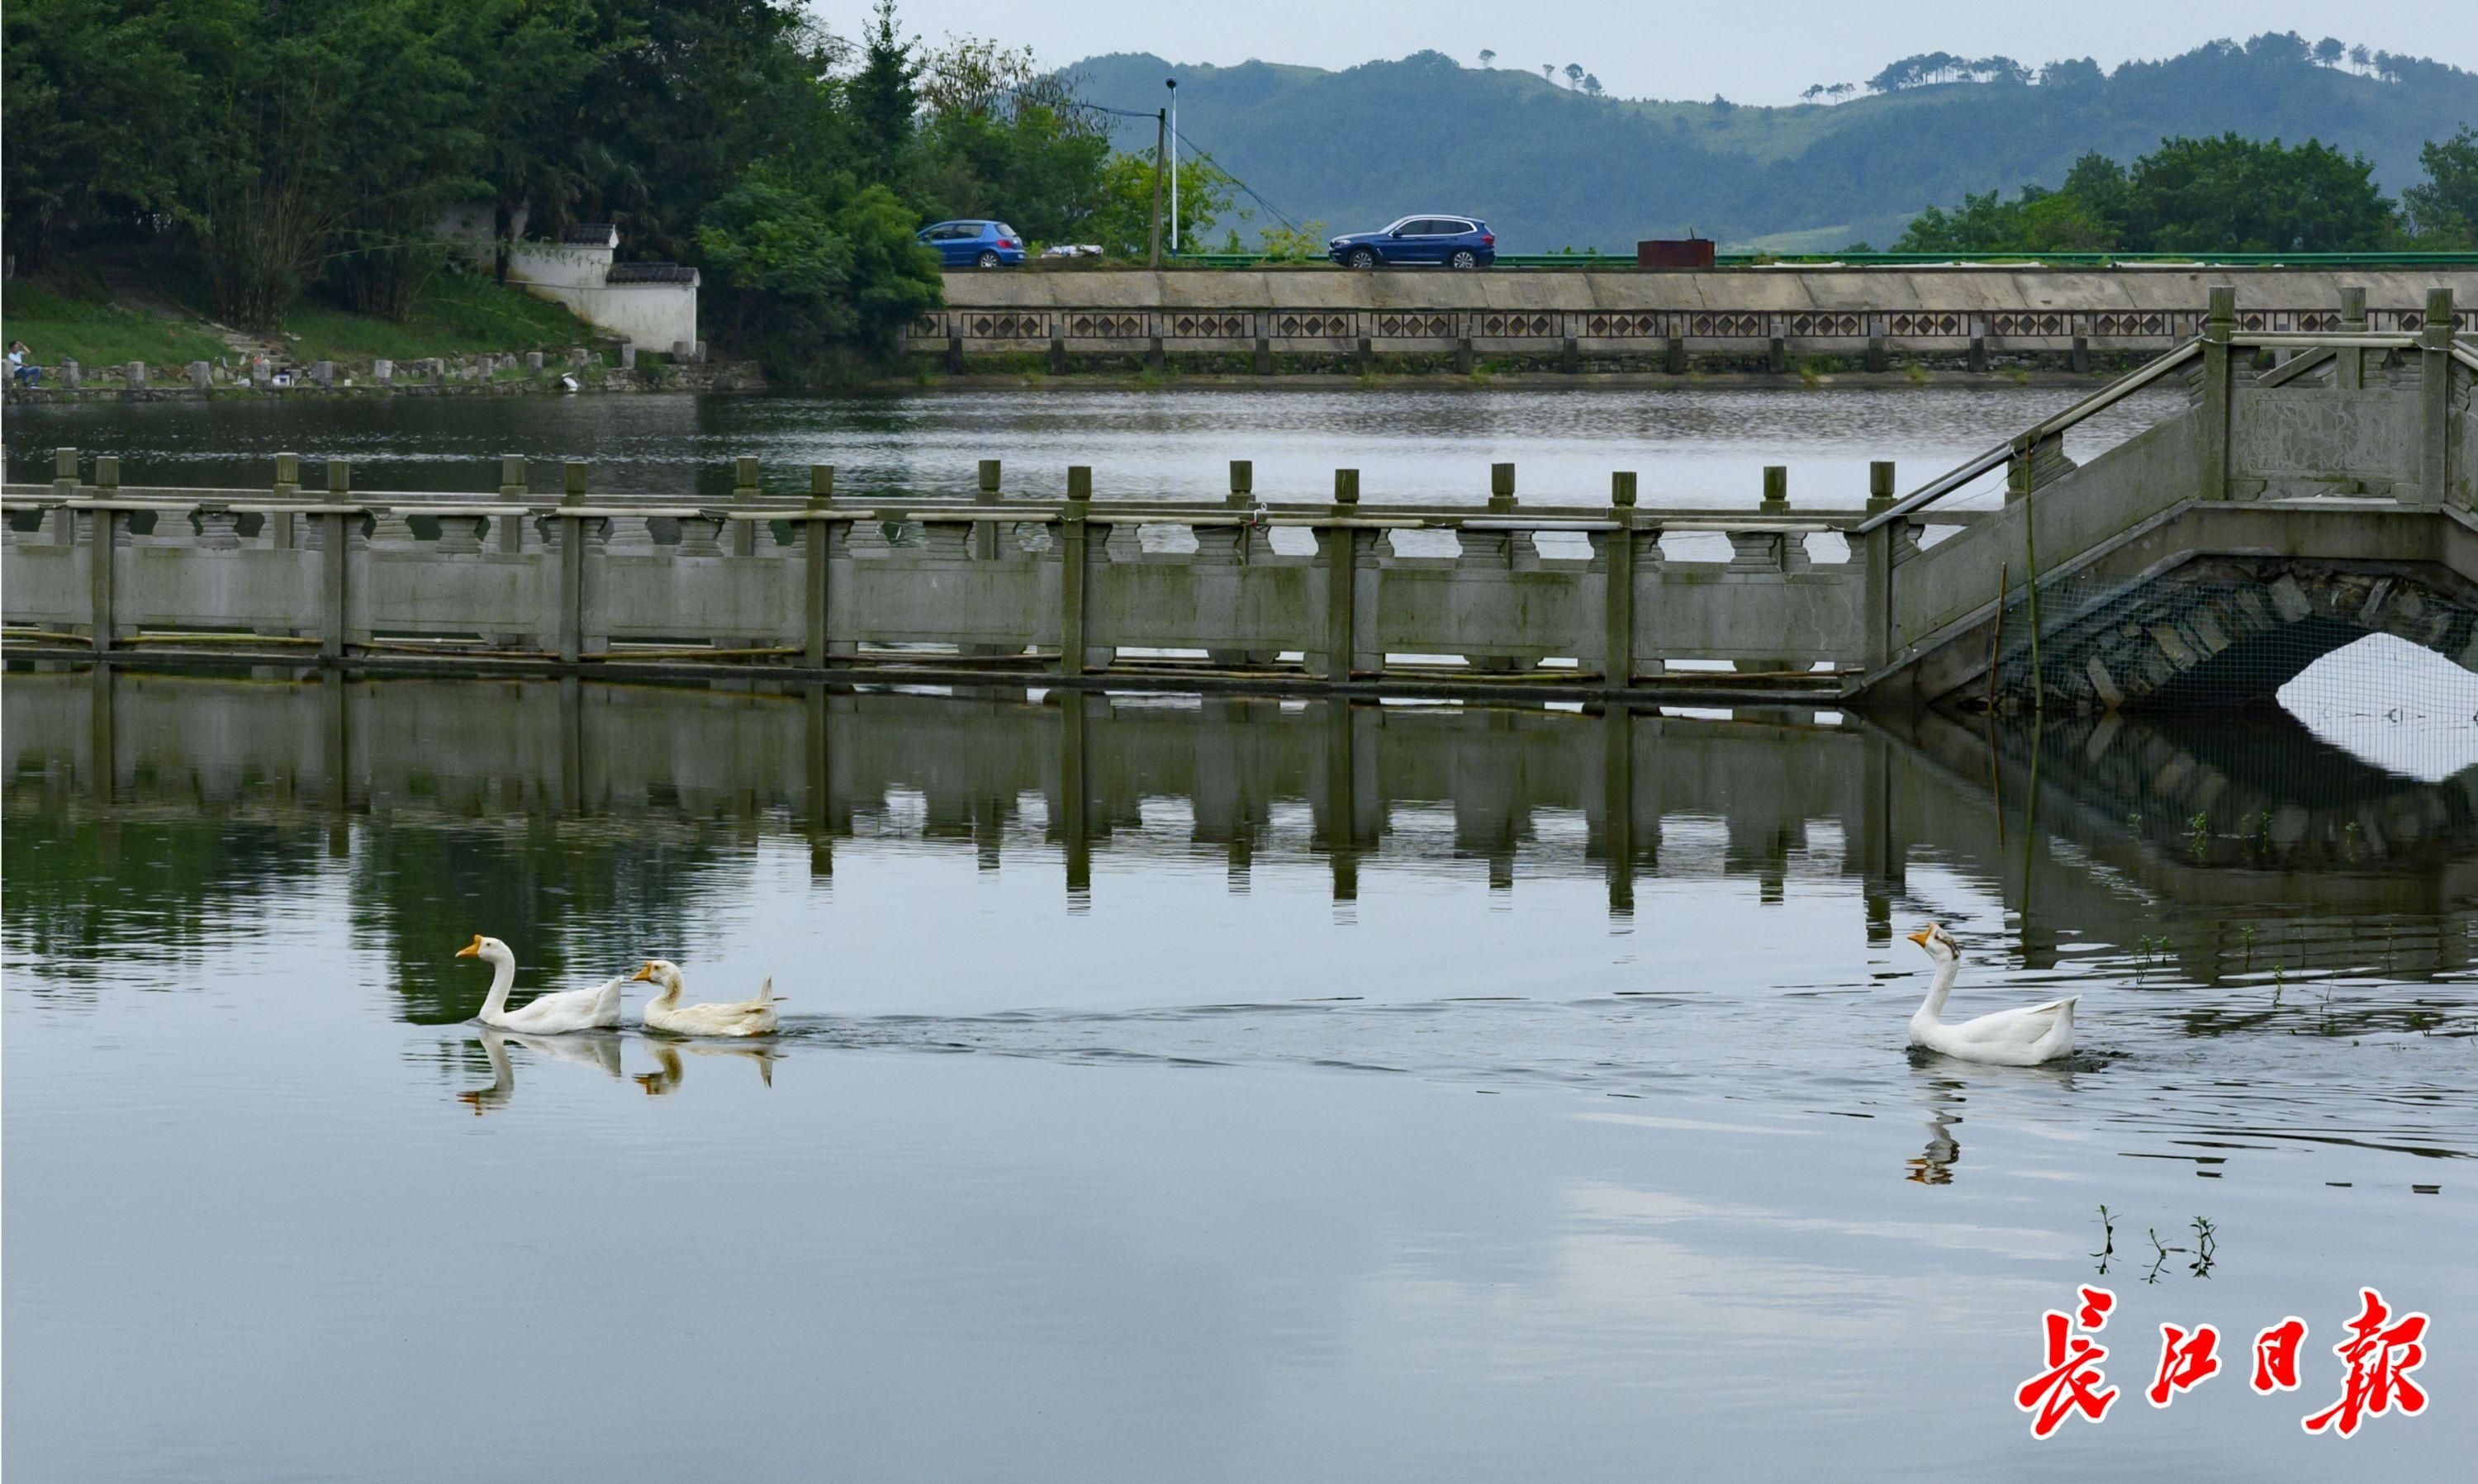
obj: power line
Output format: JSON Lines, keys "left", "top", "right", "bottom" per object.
{"left": 985, "top": 81, "right": 1309, "bottom": 242}
{"left": 1171, "top": 124, "right": 1307, "bottom": 237}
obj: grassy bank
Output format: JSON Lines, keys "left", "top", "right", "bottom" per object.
{"left": 2, "top": 265, "right": 609, "bottom": 371}
{"left": 1, "top": 278, "right": 231, "bottom": 367}
{"left": 280, "top": 274, "right": 605, "bottom": 362}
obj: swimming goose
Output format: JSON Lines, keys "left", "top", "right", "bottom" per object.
{"left": 633, "top": 959, "right": 780, "bottom": 1037}
{"left": 1906, "top": 923, "right": 2077, "bottom": 1066}
{"left": 457, "top": 934, "right": 625, "bottom": 1034}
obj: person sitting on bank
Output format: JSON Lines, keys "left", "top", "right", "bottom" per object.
{"left": 7, "top": 340, "right": 40, "bottom": 386}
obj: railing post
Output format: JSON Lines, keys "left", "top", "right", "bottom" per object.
{"left": 729, "top": 456, "right": 761, "bottom": 557}
{"left": 494, "top": 455, "right": 528, "bottom": 552}
{"left": 1060, "top": 466, "right": 1091, "bottom": 676}
{"left": 2337, "top": 285, "right": 2366, "bottom": 393}
{"left": 2200, "top": 284, "right": 2234, "bottom": 501}
{"left": 50, "top": 446, "right": 78, "bottom": 544}
{"left": 85, "top": 453, "right": 116, "bottom": 652}
{"left": 975, "top": 459, "right": 1002, "bottom": 560}
{"left": 2420, "top": 287, "right": 2453, "bottom": 509}
{"left": 558, "top": 461, "right": 587, "bottom": 663}
{"left": 1226, "top": 458, "right": 1256, "bottom": 564}
{"left": 1606, "top": 472, "right": 1638, "bottom": 691}
{"left": 805, "top": 464, "right": 834, "bottom": 666}
{"left": 1489, "top": 462, "right": 1516, "bottom": 514}
{"left": 1863, "top": 460, "right": 1896, "bottom": 675}
{"left": 1327, "top": 469, "right": 1360, "bottom": 682}
{"left": 321, "top": 460, "right": 351, "bottom": 659}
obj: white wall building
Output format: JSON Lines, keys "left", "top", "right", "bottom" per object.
{"left": 434, "top": 209, "right": 700, "bottom": 353}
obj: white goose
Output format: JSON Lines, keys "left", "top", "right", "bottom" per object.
{"left": 633, "top": 959, "right": 780, "bottom": 1037}
{"left": 456, "top": 934, "right": 625, "bottom": 1034}
{"left": 1906, "top": 922, "right": 2077, "bottom": 1065}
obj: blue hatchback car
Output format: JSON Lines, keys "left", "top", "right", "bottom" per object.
{"left": 918, "top": 220, "right": 1025, "bottom": 268}
{"left": 1327, "top": 216, "right": 1496, "bottom": 269}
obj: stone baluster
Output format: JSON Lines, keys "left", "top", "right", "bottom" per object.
{"left": 678, "top": 513, "right": 726, "bottom": 556}
{"left": 435, "top": 515, "right": 488, "bottom": 554}
{"left": 196, "top": 502, "right": 243, "bottom": 550}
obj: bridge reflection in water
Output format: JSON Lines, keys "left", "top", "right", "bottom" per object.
{"left": 7, "top": 669, "right": 2473, "bottom": 998}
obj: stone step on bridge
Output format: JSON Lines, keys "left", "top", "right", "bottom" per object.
{"left": 1856, "top": 283, "right": 2478, "bottom": 713}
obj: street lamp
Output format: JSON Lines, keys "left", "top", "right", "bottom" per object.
{"left": 1165, "top": 78, "right": 1178, "bottom": 256}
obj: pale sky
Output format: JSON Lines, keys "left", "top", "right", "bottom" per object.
{"left": 816, "top": 0, "right": 2476, "bottom": 106}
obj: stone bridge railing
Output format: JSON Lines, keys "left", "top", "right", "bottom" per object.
{"left": 2, "top": 452, "right": 1960, "bottom": 691}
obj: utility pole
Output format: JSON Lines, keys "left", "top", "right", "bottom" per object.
{"left": 1149, "top": 107, "right": 1165, "bottom": 268}
{"left": 1166, "top": 78, "right": 1179, "bottom": 257}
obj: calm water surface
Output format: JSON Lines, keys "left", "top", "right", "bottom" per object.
{"left": 3, "top": 384, "right": 2181, "bottom": 507}
{"left": 5, "top": 671, "right": 2473, "bottom": 1480}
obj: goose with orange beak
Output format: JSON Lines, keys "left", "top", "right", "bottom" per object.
{"left": 1905, "top": 922, "right": 2077, "bottom": 1065}
{"left": 455, "top": 934, "right": 626, "bottom": 1033}
{"left": 632, "top": 959, "right": 779, "bottom": 1037}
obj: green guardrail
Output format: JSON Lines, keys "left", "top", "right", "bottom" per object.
{"left": 1160, "top": 250, "right": 2478, "bottom": 270}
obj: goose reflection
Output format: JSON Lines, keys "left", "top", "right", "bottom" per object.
{"left": 1901, "top": 1058, "right": 2084, "bottom": 1183}
{"left": 634, "top": 1040, "right": 781, "bottom": 1097}
{"left": 458, "top": 1026, "right": 626, "bottom": 1113}
{"left": 1905, "top": 1067, "right": 1968, "bottom": 1185}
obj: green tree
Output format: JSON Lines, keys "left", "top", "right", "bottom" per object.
{"left": 696, "top": 175, "right": 938, "bottom": 372}
{"left": 1083, "top": 152, "right": 1238, "bottom": 258}
{"left": 186, "top": 0, "right": 477, "bottom": 330}
{"left": 849, "top": 0, "right": 919, "bottom": 187}
{"left": 908, "top": 36, "right": 1110, "bottom": 243}
{"left": 2402, "top": 126, "right": 2478, "bottom": 246}
{"left": 1, "top": 0, "right": 209, "bottom": 263}
{"left": 2124, "top": 134, "right": 2390, "bottom": 250}
{"left": 461, "top": 0, "right": 618, "bottom": 284}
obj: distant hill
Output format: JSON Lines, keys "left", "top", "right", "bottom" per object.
{"left": 1070, "top": 40, "right": 2478, "bottom": 252}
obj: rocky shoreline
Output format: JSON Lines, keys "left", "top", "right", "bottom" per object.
{"left": 4, "top": 350, "right": 763, "bottom": 403}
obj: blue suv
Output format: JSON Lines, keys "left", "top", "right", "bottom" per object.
{"left": 1327, "top": 216, "right": 1496, "bottom": 269}
{"left": 918, "top": 220, "right": 1025, "bottom": 268}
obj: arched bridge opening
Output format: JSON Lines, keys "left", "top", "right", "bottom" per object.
{"left": 1985, "top": 560, "right": 2478, "bottom": 714}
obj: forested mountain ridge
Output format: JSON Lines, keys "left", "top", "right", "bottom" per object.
{"left": 1072, "top": 39, "right": 2478, "bottom": 251}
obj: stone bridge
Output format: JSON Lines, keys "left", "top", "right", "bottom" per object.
{"left": 1862, "top": 283, "right": 2478, "bottom": 713}
{"left": 920, "top": 266, "right": 2478, "bottom": 371}
{"left": 3, "top": 285, "right": 2474, "bottom": 716}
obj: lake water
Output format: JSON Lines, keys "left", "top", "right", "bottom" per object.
{"left": 5, "top": 670, "right": 2472, "bottom": 1480}
{"left": 6, "top": 386, "right": 2473, "bottom": 1478}
{"left": 2, "top": 383, "right": 2181, "bottom": 508}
